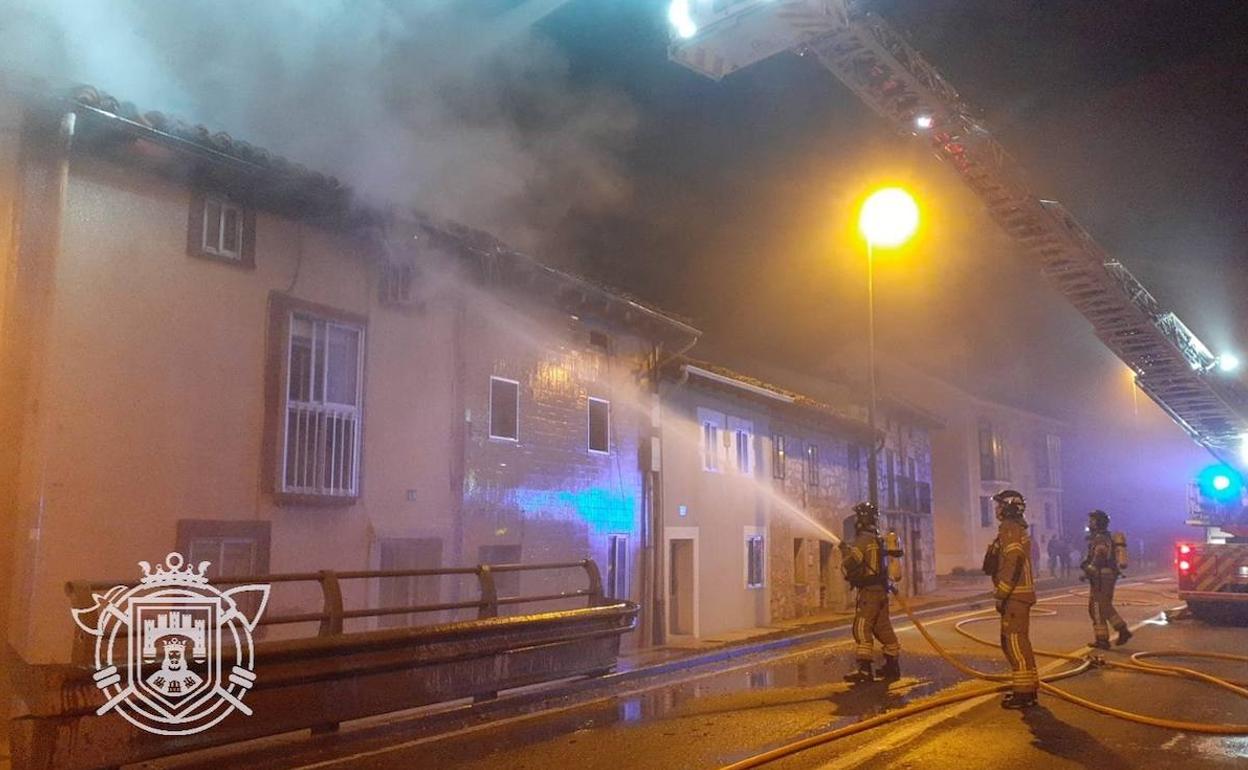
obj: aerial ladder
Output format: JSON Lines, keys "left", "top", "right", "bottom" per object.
{"left": 667, "top": 1, "right": 1248, "bottom": 616}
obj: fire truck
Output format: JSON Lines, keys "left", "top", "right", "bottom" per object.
{"left": 1178, "top": 467, "right": 1248, "bottom": 623}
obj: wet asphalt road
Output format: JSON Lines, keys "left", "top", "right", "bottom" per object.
{"left": 157, "top": 577, "right": 1247, "bottom": 770}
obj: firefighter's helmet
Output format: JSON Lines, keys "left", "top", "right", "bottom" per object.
{"left": 852, "top": 501, "right": 879, "bottom": 532}
{"left": 992, "top": 489, "right": 1026, "bottom": 519}
{"left": 1088, "top": 509, "right": 1110, "bottom": 531}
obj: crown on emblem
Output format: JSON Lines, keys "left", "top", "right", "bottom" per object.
{"left": 161, "top": 637, "right": 189, "bottom": 651}
{"left": 138, "top": 553, "right": 211, "bottom": 585}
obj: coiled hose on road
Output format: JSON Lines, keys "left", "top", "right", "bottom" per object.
{"left": 720, "top": 584, "right": 1248, "bottom": 770}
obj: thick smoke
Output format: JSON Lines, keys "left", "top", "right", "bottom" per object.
{"left": 0, "top": 0, "right": 632, "bottom": 254}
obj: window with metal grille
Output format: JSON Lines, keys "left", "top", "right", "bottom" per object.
{"left": 282, "top": 314, "right": 364, "bottom": 497}
{"left": 772, "top": 435, "right": 786, "bottom": 479}
{"left": 202, "top": 196, "right": 243, "bottom": 260}
{"left": 607, "top": 534, "right": 629, "bottom": 599}
{"left": 489, "top": 377, "right": 520, "bottom": 441}
{"left": 588, "top": 397, "right": 610, "bottom": 453}
{"left": 745, "top": 531, "right": 765, "bottom": 588}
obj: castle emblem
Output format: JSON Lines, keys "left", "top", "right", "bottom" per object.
{"left": 71, "top": 552, "right": 269, "bottom": 736}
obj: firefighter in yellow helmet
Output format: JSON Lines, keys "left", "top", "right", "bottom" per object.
{"left": 839, "top": 502, "right": 903, "bottom": 683}
{"left": 1082, "top": 509, "right": 1132, "bottom": 649}
{"left": 982, "top": 489, "right": 1038, "bottom": 708}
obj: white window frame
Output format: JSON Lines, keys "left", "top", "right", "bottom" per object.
{"left": 201, "top": 195, "right": 244, "bottom": 261}
{"left": 489, "top": 376, "right": 520, "bottom": 442}
{"left": 698, "top": 407, "right": 725, "bottom": 473}
{"left": 772, "top": 434, "right": 786, "bottom": 480}
{"left": 607, "top": 533, "right": 629, "bottom": 599}
{"left": 728, "top": 416, "right": 754, "bottom": 476}
{"left": 744, "top": 527, "right": 765, "bottom": 589}
{"left": 588, "top": 397, "right": 611, "bottom": 455}
{"left": 280, "top": 313, "right": 364, "bottom": 498}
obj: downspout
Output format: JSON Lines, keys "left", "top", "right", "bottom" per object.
{"left": 12, "top": 109, "right": 75, "bottom": 665}
{"left": 643, "top": 334, "right": 697, "bottom": 648}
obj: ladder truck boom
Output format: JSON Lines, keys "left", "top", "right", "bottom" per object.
{"left": 668, "top": 0, "right": 1248, "bottom": 463}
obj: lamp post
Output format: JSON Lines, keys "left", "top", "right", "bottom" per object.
{"left": 858, "top": 188, "right": 919, "bottom": 509}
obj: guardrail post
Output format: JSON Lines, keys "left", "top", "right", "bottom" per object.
{"left": 477, "top": 565, "right": 498, "bottom": 619}
{"left": 583, "top": 559, "right": 604, "bottom": 606}
{"left": 318, "top": 570, "right": 344, "bottom": 636}
{"left": 66, "top": 580, "right": 96, "bottom": 665}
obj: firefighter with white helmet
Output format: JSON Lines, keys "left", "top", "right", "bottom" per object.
{"left": 982, "top": 489, "right": 1039, "bottom": 708}
{"left": 839, "top": 502, "right": 903, "bottom": 683}
{"left": 1082, "top": 509, "right": 1133, "bottom": 649}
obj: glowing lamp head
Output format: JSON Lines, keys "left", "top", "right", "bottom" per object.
{"left": 915, "top": 114, "right": 933, "bottom": 129}
{"left": 1218, "top": 353, "right": 1240, "bottom": 372}
{"left": 1178, "top": 559, "right": 1191, "bottom": 572}
{"left": 668, "top": 1, "right": 697, "bottom": 39}
{"left": 1179, "top": 544, "right": 1191, "bottom": 555}
{"left": 859, "top": 187, "right": 919, "bottom": 248}
{"left": 1214, "top": 474, "right": 1232, "bottom": 492}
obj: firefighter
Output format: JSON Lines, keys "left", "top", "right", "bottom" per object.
{"left": 839, "top": 502, "right": 902, "bottom": 683}
{"left": 982, "top": 489, "right": 1038, "bottom": 708}
{"left": 1082, "top": 509, "right": 1132, "bottom": 649}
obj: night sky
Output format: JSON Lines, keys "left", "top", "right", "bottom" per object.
{"left": 533, "top": 1, "right": 1247, "bottom": 411}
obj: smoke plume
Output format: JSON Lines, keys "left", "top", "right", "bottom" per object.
{"left": 0, "top": 0, "right": 634, "bottom": 254}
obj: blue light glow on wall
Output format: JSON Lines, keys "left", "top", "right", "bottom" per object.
{"left": 507, "top": 486, "right": 636, "bottom": 534}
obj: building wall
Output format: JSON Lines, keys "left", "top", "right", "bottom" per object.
{"left": 767, "top": 421, "right": 859, "bottom": 619}
{"left": 881, "top": 362, "right": 1066, "bottom": 575}
{"left": 657, "top": 384, "right": 772, "bottom": 639}
{"left": 4, "top": 145, "right": 658, "bottom": 665}
{"left": 456, "top": 288, "right": 652, "bottom": 620}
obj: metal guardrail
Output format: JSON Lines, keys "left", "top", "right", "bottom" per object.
{"left": 16, "top": 560, "right": 627, "bottom": 770}
{"left": 66, "top": 559, "right": 605, "bottom": 661}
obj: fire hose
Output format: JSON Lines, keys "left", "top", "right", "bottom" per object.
{"left": 720, "top": 585, "right": 1248, "bottom": 770}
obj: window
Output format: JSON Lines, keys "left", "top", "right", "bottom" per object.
{"left": 588, "top": 397, "right": 610, "bottom": 453}
{"left": 189, "top": 192, "right": 254, "bottom": 267}
{"left": 805, "top": 444, "right": 819, "bottom": 487}
{"left": 745, "top": 529, "right": 765, "bottom": 589}
{"left": 886, "top": 450, "right": 897, "bottom": 509}
{"left": 607, "top": 534, "right": 629, "bottom": 599}
{"left": 978, "top": 419, "right": 1010, "bottom": 482}
{"left": 729, "top": 417, "right": 754, "bottom": 475}
{"left": 489, "top": 377, "right": 520, "bottom": 441}
{"left": 1037, "top": 434, "right": 1062, "bottom": 488}
{"left": 699, "top": 408, "right": 725, "bottom": 472}
{"left": 772, "top": 435, "right": 787, "bottom": 479}
{"left": 377, "top": 538, "right": 442, "bottom": 628}
{"left": 980, "top": 496, "right": 993, "bottom": 528}
{"left": 281, "top": 312, "right": 364, "bottom": 498}
{"left": 178, "top": 520, "right": 270, "bottom": 617}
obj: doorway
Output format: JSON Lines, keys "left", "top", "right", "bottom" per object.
{"left": 666, "top": 527, "right": 698, "bottom": 637}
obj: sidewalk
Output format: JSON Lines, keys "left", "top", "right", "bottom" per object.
{"left": 618, "top": 570, "right": 1092, "bottom": 672}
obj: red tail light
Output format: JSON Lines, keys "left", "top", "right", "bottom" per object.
{"left": 1179, "top": 544, "right": 1192, "bottom": 555}
{"left": 1179, "top": 559, "right": 1192, "bottom": 573}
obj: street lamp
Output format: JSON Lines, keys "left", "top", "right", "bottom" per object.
{"left": 858, "top": 187, "right": 919, "bottom": 509}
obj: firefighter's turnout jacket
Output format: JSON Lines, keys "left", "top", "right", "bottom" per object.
{"left": 1084, "top": 531, "right": 1128, "bottom": 641}
{"left": 986, "top": 517, "right": 1038, "bottom": 695}
{"left": 842, "top": 532, "right": 899, "bottom": 661}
